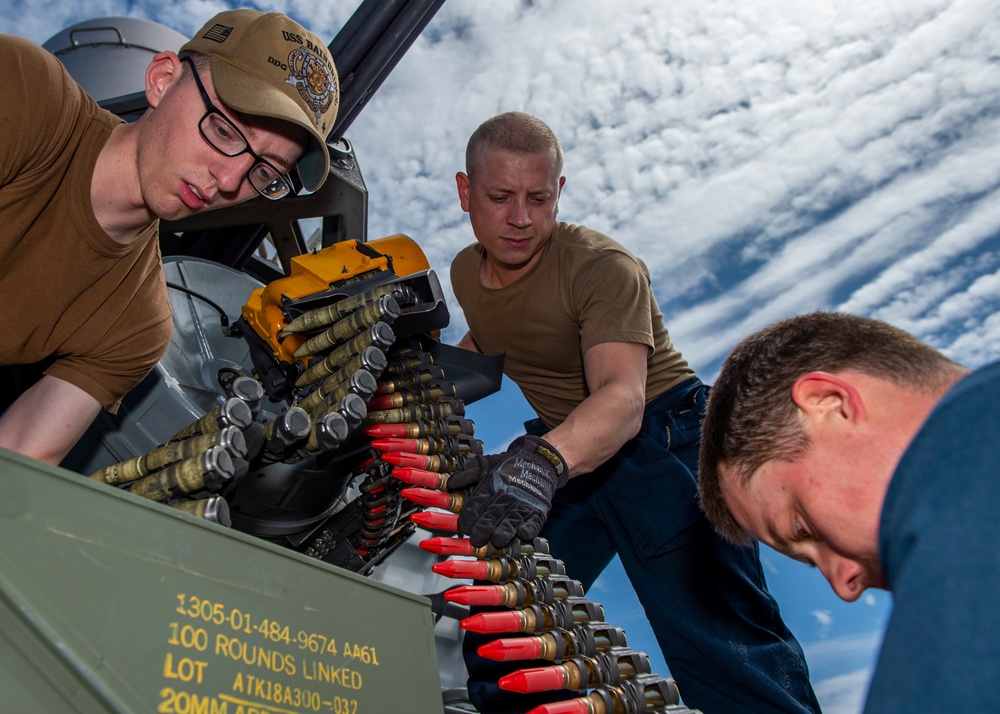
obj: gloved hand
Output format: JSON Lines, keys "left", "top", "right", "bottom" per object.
{"left": 450, "top": 435, "right": 568, "bottom": 548}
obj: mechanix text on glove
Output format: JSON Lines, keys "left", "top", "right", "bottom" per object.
{"left": 456, "top": 435, "right": 567, "bottom": 548}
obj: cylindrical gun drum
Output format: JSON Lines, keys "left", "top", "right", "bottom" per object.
{"left": 296, "top": 321, "right": 395, "bottom": 387}
{"left": 169, "top": 397, "right": 253, "bottom": 443}
{"left": 302, "top": 411, "right": 350, "bottom": 457}
{"left": 280, "top": 282, "right": 415, "bottom": 336}
{"left": 128, "top": 446, "right": 235, "bottom": 502}
{"left": 224, "top": 374, "right": 264, "bottom": 417}
{"left": 168, "top": 495, "right": 233, "bottom": 527}
{"left": 294, "top": 296, "right": 399, "bottom": 360}
{"left": 90, "top": 426, "right": 246, "bottom": 486}
{"left": 264, "top": 406, "right": 312, "bottom": 456}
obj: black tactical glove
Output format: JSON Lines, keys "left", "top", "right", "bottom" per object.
{"left": 451, "top": 435, "right": 568, "bottom": 548}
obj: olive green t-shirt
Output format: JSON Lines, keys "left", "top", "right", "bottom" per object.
{"left": 451, "top": 222, "right": 694, "bottom": 429}
{"left": 0, "top": 35, "right": 172, "bottom": 412}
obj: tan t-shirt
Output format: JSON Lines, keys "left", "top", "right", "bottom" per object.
{"left": 0, "top": 35, "right": 172, "bottom": 412}
{"left": 451, "top": 222, "right": 694, "bottom": 429}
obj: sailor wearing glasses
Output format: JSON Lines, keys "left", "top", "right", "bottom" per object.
{"left": 0, "top": 10, "right": 338, "bottom": 465}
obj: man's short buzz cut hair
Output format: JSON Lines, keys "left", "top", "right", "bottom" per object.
{"left": 465, "top": 111, "right": 564, "bottom": 178}
{"left": 698, "top": 311, "right": 967, "bottom": 545}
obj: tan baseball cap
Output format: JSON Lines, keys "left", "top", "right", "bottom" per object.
{"left": 181, "top": 9, "right": 339, "bottom": 193}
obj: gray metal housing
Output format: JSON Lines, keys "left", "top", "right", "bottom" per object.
{"left": 42, "top": 17, "right": 188, "bottom": 103}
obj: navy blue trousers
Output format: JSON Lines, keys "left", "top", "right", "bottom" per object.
{"left": 465, "top": 378, "right": 821, "bottom": 713}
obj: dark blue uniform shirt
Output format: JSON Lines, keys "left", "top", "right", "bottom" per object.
{"left": 870, "top": 360, "right": 1000, "bottom": 711}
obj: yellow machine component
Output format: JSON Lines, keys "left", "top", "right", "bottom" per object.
{"left": 242, "top": 234, "right": 431, "bottom": 365}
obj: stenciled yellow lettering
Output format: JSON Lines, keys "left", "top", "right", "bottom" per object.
{"left": 163, "top": 652, "right": 208, "bottom": 684}
{"left": 341, "top": 667, "right": 363, "bottom": 690}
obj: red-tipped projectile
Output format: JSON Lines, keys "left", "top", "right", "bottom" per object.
{"left": 478, "top": 637, "right": 543, "bottom": 662}
{"left": 498, "top": 666, "right": 567, "bottom": 694}
{"left": 381, "top": 452, "right": 436, "bottom": 470}
{"left": 460, "top": 610, "right": 525, "bottom": 634}
{"left": 525, "top": 701, "right": 591, "bottom": 714}
{"left": 443, "top": 584, "right": 506, "bottom": 606}
{"left": 432, "top": 559, "right": 489, "bottom": 581}
{"left": 364, "top": 393, "right": 396, "bottom": 411}
{"left": 401, "top": 487, "right": 459, "bottom": 511}
{"left": 362, "top": 423, "right": 410, "bottom": 438}
{"left": 420, "top": 537, "right": 476, "bottom": 556}
{"left": 410, "top": 510, "right": 458, "bottom": 532}
{"left": 390, "top": 467, "right": 445, "bottom": 489}
{"left": 370, "top": 438, "right": 419, "bottom": 453}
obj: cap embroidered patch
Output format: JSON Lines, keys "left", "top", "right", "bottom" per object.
{"left": 285, "top": 47, "right": 336, "bottom": 125}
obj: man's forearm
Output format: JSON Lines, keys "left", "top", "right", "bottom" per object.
{"left": 543, "top": 341, "right": 649, "bottom": 478}
{"left": 0, "top": 376, "right": 101, "bottom": 465}
{"left": 542, "top": 382, "right": 645, "bottom": 478}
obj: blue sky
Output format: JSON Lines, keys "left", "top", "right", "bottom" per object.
{"left": 5, "top": 0, "right": 999, "bottom": 711}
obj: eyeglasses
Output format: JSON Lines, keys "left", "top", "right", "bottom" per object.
{"left": 180, "top": 56, "right": 293, "bottom": 200}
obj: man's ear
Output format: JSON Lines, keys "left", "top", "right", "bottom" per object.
{"left": 145, "top": 51, "right": 183, "bottom": 109}
{"left": 456, "top": 172, "right": 471, "bottom": 213}
{"left": 791, "top": 371, "right": 866, "bottom": 424}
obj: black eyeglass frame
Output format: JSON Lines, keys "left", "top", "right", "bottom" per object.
{"left": 180, "top": 55, "right": 293, "bottom": 201}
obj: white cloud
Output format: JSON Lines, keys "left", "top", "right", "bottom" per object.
{"left": 813, "top": 609, "right": 834, "bottom": 629}
{"left": 804, "top": 630, "right": 884, "bottom": 672}
{"left": 802, "top": 630, "right": 883, "bottom": 713}
{"left": 813, "top": 668, "right": 873, "bottom": 714}
{"left": 329, "top": 0, "right": 1000, "bottom": 378}
{"left": 760, "top": 551, "right": 782, "bottom": 576}
{"left": 811, "top": 609, "right": 836, "bottom": 640}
